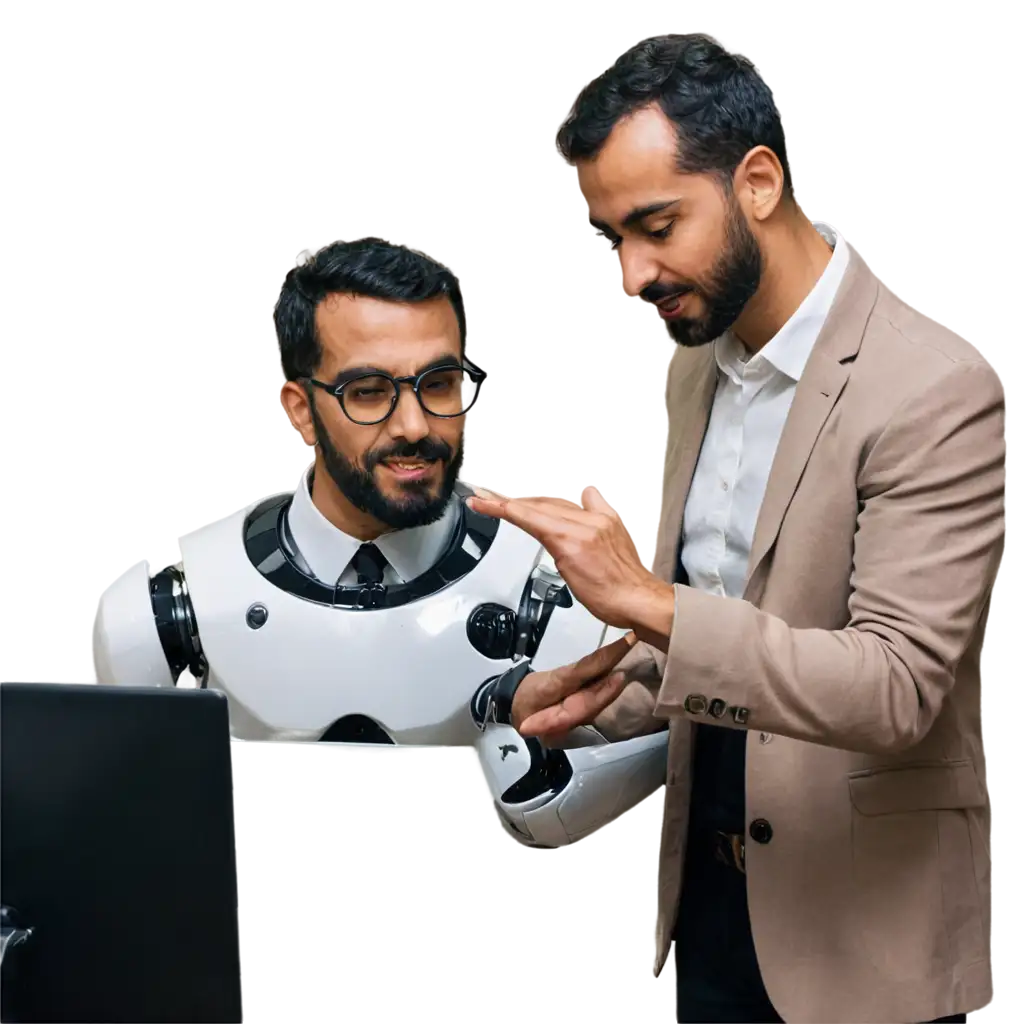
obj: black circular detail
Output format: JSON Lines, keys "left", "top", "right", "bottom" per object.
{"left": 245, "top": 604, "right": 268, "bottom": 629}
{"left": 242, "top": 482, "right": 499, "bottom": 609}
{"left": 150, "top": 566, "right": 205, "bottom": 681}
{"left": 749, "top": 818, "right": 773, "bottom": 844}
{"left": 466, "top": 603, "right": 518, "bottom": 659}
{"left": 319, "top": 716, "right": 395, "bottom": 744}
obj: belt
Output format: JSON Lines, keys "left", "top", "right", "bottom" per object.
{"left": 712, "top": 830, "right": 745, "bottom": 874}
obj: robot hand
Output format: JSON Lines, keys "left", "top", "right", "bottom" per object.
{"left": 471, "top": 664, "right": 668, "bottom": 848}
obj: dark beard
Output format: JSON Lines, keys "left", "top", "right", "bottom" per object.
{"left": 309, "top": 401, "right": 464, "bottom": 530}
{"left": 643, "top": 191, "right": 763, "bottom": 348}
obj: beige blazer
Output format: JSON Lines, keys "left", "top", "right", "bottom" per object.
{"left": 596, "top": 244, "right": 1006, "bottom": 1023}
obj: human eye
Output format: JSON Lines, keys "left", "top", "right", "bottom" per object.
{"left": 345, "top": 375, "right": 391, "bottom": 402}
{"left": 585, "top": 221, "right": 622, "bottom": 248}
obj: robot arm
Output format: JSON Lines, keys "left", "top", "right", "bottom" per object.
{"left": 93, "top": 560, "right": 207, "bottom": 688}
{"left": 468, "top": 556, "right": 668, "bottom": 848}
{"left": 470, "top": 691, "right": 667, "bottom": 848}
{"left": 476, "top": 724, "right": 668, "bottom": 849}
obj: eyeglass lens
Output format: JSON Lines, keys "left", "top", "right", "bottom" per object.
{"left": 341, "top": 368, "right": 478, "bottom": 423}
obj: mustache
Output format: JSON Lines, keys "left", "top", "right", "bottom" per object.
{"left": 640, "top": 281, "right": 694, "bottom": 305}
{"left": 365, "top": 437, "right": 453, "bottom": 469}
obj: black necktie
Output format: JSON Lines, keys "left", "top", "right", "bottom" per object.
{"left": 351, "top": 543, "right": 388, "bottom": 585}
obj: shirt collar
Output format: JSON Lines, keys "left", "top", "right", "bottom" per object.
{"left": 285, "top": 464, "right": 459, "bottom": 585}
{"left": 714, "top": 222, "right": 850, "bottom": 383}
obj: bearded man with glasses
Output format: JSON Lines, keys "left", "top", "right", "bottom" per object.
{"left": 90, "top": 236, "right": 669, "bottom": 851}
{"left": 281, "top": 239, "right": 486, "bottom": 547}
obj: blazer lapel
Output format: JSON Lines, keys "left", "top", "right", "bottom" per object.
{"left": 743, "top": 246, "right": 880, "bottom": 605}
{"left": 652, "top": 346, "right": 718, "bottom": 583}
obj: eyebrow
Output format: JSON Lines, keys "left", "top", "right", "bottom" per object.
{"left": 328, "top": 352, "right": 462, "bottom": 387}
{"left": 590, "top": 199, "right": 681, "bottom": 234}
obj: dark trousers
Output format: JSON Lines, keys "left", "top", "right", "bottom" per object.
{"left": 673, "top": 825, "right": 967, "bottom": 1024}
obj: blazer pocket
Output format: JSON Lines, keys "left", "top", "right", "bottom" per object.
{"left": 847, "top": 759, "right": 989, "bottom": 976}
{"left": 848, "top": 760, "right": 985, "bottom": 816}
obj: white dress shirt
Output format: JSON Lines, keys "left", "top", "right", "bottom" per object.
{"left": 680, "top": 223, "right": 850, "bottom": 598}
{"left": 286, "top": 464, "right": 459, "bottom": 586}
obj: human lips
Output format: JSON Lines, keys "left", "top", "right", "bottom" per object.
{"left": 380, "top": 457, "right": 438, "bottom": 481}
{"left": 655, "top": 290, "right": 691, "bottom": 318}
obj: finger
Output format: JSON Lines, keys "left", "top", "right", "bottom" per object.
{"left": 549, "top": 631, "right": 636, "bottom": 696}
{"left": 466, "top": 489, "right": 573, "bottom": 540}
{"left": 481, "top": 495, "right": 591, "bottom": 523}
{"left": 580, "top": 486, "right": 618, "bottom": 517}
{"left": 467, "top": 494, "right": 507, "bottom": 514}
{"left": 524, "top": 632, "right": 636, "bottom": 716}
{"left": 519, "top": 672, "right": 628, "bottom": 737}
{"left": 472, "top": 486, "right": 509, "bottom": 502}
{"left": 524, "top": 671, "right": 626, "bottom": 737}
{"left": 508, "top": 499, "right": 602, "bottom": 529}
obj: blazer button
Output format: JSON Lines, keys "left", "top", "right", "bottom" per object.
{"left": 684, "top": 694, "right": 708, "bottom": 715}
{"left": 709, "top": 698, "right": 728, "bottom": 718}
{"left": 749, "top": 818, "right": 773, "bottom": 844}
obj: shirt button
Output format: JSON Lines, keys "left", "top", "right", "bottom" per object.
{"left": 720, "top": 480, "right": 729, "bottom": 491}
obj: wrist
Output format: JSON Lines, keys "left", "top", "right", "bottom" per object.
{"left": 471, "top": 660, "right": 533, "bottom": 729}
{"left": 621, "top": 578, "right": 675, "bottom": 652}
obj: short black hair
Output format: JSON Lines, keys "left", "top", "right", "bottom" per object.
{"left": 556, "top": 33, "right": 793, "bottom": 198}
{"left": 273, "top": 237, "right": 467, "bottom": 381}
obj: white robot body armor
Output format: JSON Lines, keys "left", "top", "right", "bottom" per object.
{"left": 93, "top": 482, "right": 667, "bottom": 841}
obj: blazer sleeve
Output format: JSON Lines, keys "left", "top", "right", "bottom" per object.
{"left": 654, "top": 358, "right": 1006, "bottom": 754}
{"left": 591, "top": 641, "right": 669, "bottom": 742}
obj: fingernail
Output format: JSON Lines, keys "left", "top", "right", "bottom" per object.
{"left": 624, "top": 631, "right": 637, "bottom": 647}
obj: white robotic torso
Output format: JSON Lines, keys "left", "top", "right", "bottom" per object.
{"left": 92, "top": 483, "right": 666, "bottom": 845}
{"left": 171, "top": 487, "right": 610, "bottom": 744}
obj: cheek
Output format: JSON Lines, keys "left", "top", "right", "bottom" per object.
{"left": 328, "top": 417, "right": 376, "bottom": 467}
{"left": 364, "top": 427, "right": 394, "bottom": 466}
{"left": 664, "top": 215, "right": 723, "bottom": 283}
{"left": 440, "top": 423, "right": 464, "bottom": 454}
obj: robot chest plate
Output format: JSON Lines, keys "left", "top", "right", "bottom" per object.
{"left": 179, "top": 510, "right": 542, "bottom": 745}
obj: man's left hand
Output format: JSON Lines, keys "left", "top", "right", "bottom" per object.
{"left": 467, "top": 486, "right": 674, "bottom": 639}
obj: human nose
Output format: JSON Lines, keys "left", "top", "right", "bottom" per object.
{"left": 386, "top": 382, "right": 430, "bottom": 443}
{"left": 619, "top": 243, "right": 660, "bottom": 299}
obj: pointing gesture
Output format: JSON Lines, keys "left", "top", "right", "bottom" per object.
{"left": 512, "top": 630, "right": 638, "bottom": 738}
{"left": 467, "top": 487, "right": 675, "bottom": 638}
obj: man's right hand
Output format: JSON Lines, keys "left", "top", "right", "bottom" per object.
{"left": 511, "top": 632, "right": 637, "bottom": 740}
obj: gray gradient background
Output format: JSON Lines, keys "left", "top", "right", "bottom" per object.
{"left": 2, "top": 6, "right": 1024, "bottom": 1015}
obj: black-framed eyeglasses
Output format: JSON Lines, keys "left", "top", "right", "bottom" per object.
{"left": 303, "top": 356, "right": 487, "bottom": 426}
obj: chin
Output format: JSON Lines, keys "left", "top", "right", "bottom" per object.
{"left": 667, "top": 320, "right": 714, "bottom": 348}
{"left": 380, "top": 484, "right": 441, "bottom": 514}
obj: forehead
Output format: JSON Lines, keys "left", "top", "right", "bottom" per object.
{"left": 576, "top": 104, "right": 714, "bottom": 223}
{"left": 314, "top": 293, "right": 459, "bottom": 372}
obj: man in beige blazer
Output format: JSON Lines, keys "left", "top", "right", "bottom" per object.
{"left": 467, "top": 33, "right": 1005, "bottom": 1024}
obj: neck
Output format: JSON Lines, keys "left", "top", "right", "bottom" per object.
{"left": 732, "top": 205, "right": 834, "bottom": 353}
{"left": 309, "top": 452, "right": 389, "bottom": 542}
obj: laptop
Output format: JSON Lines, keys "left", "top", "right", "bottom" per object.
{"left": 0, "top": 683, "right": 243, "bottom": 1023}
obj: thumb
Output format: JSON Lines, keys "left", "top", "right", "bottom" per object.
{"left": 565, "top": 626, "right": 634, "bottom": 692}
{"left": 581, "top": 486, "right": 616, "bottom": 516}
